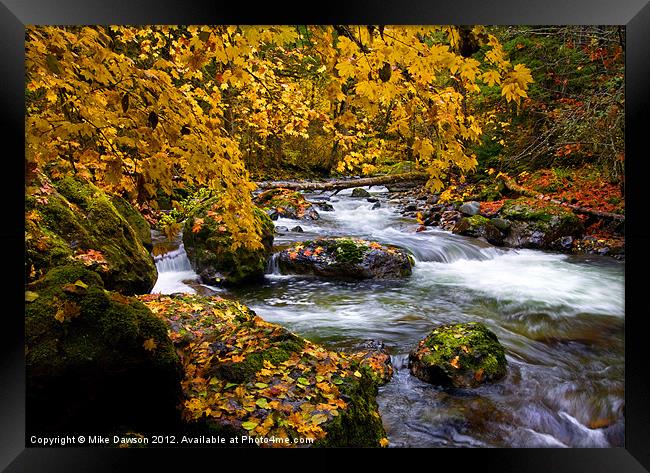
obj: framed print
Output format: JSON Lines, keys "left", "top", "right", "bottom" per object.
{"left": 3, "top": 0, "right": 649, "bottom": 471}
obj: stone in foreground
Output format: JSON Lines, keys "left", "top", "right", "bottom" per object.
{"left": 140, "top": 294, "right": 388, "bottom": 447}
{"left": 26, "top": 266, "right": 182, "bottom": 435}
{"left": 409, "top": 322, "right": 507, "bottom": 388}
{"left": 277, "top": 238, "right": 414, "bottom": 279}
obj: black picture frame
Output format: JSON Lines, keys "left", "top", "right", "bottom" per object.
{"left": 3, "top": 1, "right": 649, "bottom": 470}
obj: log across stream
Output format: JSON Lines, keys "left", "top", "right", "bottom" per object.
{"left": 151, "top": 186, "right": 624, "bottom": 448}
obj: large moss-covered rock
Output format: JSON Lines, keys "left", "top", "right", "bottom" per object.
{"left": 139, "top": 294, "right": 388, "bottom": 447}
{"left": 278, "top": 238, "right": 413, "bottom": 279}
{"left": 254, "top": 188, "right": 319, "bottom": 220}
{"left": 109, "top": 195, "right": 152, "bottom": 250}
{"left": 183, "top": 197, "right": 274, "bottom": 286}
{"left": 408, "top": 322, "right": 507, "bottom": 388}
{"left": 498, "top": 197, "right": 584, "bottom": 250}
{"left": 25, "top": 174, "right": 157, "bottom": 295}
{"left": 25, "top": 266, "right": 182, "bottom": 435}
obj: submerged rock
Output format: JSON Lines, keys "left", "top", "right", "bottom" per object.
{"left": 291, "top": 225, "right": 304, "bottom": 232}
{"left": 25, "top": 266, "right": 182, "bottom": 435}
{"left": 277, "top": 238, "right": 414, "bottom": 279}
{"left": 140, "top": 294, "right": 389, "bottom": 447}
{"left": 25, "top": 174, "right": 157, "bottom": 295}
{"left": 409, "top": 322, "right": 507, "bottom": 388}
{"left": 183, "top": 198, "right": 274, "bottom": 286}
{"left": 255, "top": 188, "right": 320, "bottom": 220}
{"left": 351, "top": 187, "right": 371, "bottom": 198}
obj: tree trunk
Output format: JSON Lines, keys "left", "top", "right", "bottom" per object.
{"left": 497, "top": 173, "right": 625, "bottom": 222}
{"left": 256, "top": 172, "right": 429, "bottom": 192}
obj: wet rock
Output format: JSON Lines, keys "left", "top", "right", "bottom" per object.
{"left": 452, "top": 215, "right": 504, "bottom": 246}
{"left": 427, "top": 195, "right": 440, "bottom": 205}
{"left": 459, "top": 201, "right": 481, "bottom": 216}
{"left": 559, "top": 236, "right": 574, "bottom": 250}
{"left": 278, "top": 238, "right": 414, "bottom": 280}
{"left": 499, "top": 198, "right": 584, "bottom": 250}
{"left": 490, "top": 217, "right": 511, "bottom": 232}
{"left": 372, "top": 202, "right": 381, "bottom": 210}
{"left": 275, "top": 226, "right": 289, "bottom": 233}
{"left": 404, "top": 202, "right": 418, "bottom": 212}
{"left": 351, "top": 187, "right": 371, "bottom": 198}
{"left": 314, "top": 201, "right": 334, "bottom": 212}
{"left": 255, "top": 188, "right": 320, "bottom": 220}
{"left": 439, "top": 210, "right": 463, "bottom": 231}
{"left": 348, "top": 340, "right": 393, "bottom": 386}
{"left": 408, "top": 322, "right": 507, "bottom": 388}
{"left": 367, "top": 197, "right": 379, "bottom": 203}
{"left": 291, "top": 225, "right": 304, "bottom": 232}
{"left": 183, "top": 198, "right": 274, "bottom": 286}
{"left": 26, "top": 266, "right": 182, "bottom": 434}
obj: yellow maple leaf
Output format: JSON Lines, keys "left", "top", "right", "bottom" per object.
{"left": 143, "top": 338, "right": 157, "bottom": 352}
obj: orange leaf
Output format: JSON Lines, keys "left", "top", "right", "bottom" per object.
{"left": 450, "top": 355, "right": 461, "bottom": 369}
{"left": 192, "top": 218, "right": 204, "bottom": 233}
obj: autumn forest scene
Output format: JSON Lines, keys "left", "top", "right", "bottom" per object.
{"left": 25, "top": 25, "right": 624, "bottom": 448}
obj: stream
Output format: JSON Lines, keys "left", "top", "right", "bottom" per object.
{"left": 151, "top": 186, "right": 625, "bottom": 448}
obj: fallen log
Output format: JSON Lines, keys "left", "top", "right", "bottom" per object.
{"left": 497, "top": 173, "right": 625, "bottom": 222}
{"left": 255, "top": 172, "right": 429, "bottom": 192}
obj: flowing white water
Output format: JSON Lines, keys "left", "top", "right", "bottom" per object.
{"left": 151, "top": 185, "right": 625, "bottom": 448}
{"left": 151, "top": 243, "right": 199, "bottom": 294}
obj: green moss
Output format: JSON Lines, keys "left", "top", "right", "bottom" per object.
{"left": 500, "top": 197, "right": 576, "bottom": 223}
{"left": 26, "top": 265, "right": 182, "bottom": 434}
{"left": 27, "top": 276, "right": 176, "bottom": 372}
{"left": 412, "top": 322, "right": 507, "bottom": 387}
{"left": 466, "top": 214, "right": 491, "bottom": 228}
{"left": 39, "top": 264, "right": 104, "bottom": 288}
{"left": 314, "top": 369, "right": 386, "bottom": 447}
{"left": 55, "top": 175, "right": 96, "bottom": 208}
{"left": 321, "top": 238, "right": 368, "bottom": 264}
{"left": 110, "top": 195, "right": 152, "bottom": 247}
{"left": 183, "top": 199, "right": 274, "bottom": 285}
{"left": 26, "top": 175, "right": 157, "bottom": 294}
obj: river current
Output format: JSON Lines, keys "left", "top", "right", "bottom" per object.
{"left": 151, "top": 186, "right": 625, "bottom": 448}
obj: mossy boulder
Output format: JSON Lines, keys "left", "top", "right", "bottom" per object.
{"left": 109, "top": 195, "right": 152, "bottom": 250}
{"left": 25, "top": 265, "right": 182, "bottom": 435}
{"left": 452, "top": 215, "right": 504, "bottom": 246}
{"left": 277, "top": 238, "right": 414, "bottom": 279}
{"left": 140, "top": 294, "right": 388, "bottom": 447}
{"left": 25, "top": 174, "right": 157, "bottom": 295}
{"left": 408, "top": 322, "right": 507, "bottom": 388}
{"left": 254, "top": 188, "right": 319, "bottom": 220}
{"left": 183, "top": 197, "right": 274, "bottom": 286}
{"left": 498, "top": 197, "right": 584, "bottom": 250}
